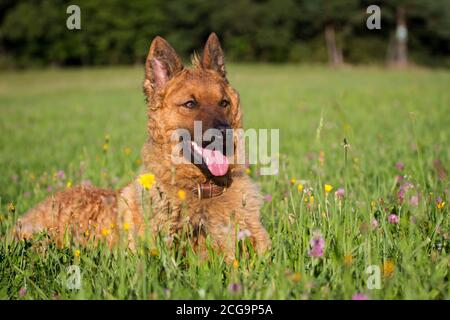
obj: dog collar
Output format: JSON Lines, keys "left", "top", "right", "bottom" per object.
{"left": 192, "top": 181, "right": 226, "bottom": 199}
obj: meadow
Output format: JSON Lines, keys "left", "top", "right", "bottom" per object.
{"left": 0, "top": 64, "right": 448, "bottom": 299}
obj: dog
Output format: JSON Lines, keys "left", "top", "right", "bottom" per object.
{"left": 14, "top": 33, "right": 271, "bottom": 262}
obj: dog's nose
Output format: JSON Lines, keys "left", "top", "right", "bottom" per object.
{"left": 215, "top": 123, "right": 231, "bottom": 134}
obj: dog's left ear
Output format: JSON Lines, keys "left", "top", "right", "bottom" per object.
{"left": 202, "top": 32, "right": 226, "bottom": 79}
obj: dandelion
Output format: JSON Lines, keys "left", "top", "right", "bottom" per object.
{"left": 309, "top": 195, "right": 315, "bottom": 205}
{"left": 123, "top": 222, "right": 130, "bottom": 232}
{"left": 308, "top": 232, "right": 325, "bottom": 258}
{"left": 344, "top": 253, "right": 353, "bottom": 266}
{"left": 102, "top": 143, "right": 109, "bottom": 152}
{"left": 335, "top": 187, "right": 345, "bottom": 199}
{"left": 245, "top": 168, "right": 251, "bottom": 175}
{"left": 228, "top": 283, "right": 242, "bottom": 294}
{"left": 66, "top": 180, "right": 72, "bottom": 188}
{"left": 290, "top": 178, "right": 297, "bottom": 185}
{"left": 150, "top": 248, "right": 159, "bottom": 257}
{"left": 232, "top": 259, "right": 239, "bottom": 269}
{"left": 18, "top": 287, "right": 27, "bottom": 297}
{"left": 74, "top": 249, "right": 81, "bottom": 258}
{"left": 136, "top": 159, "right": 142, "bottom": 166}
{"left": 101, "top": 228, "right": 110, "bottom": 236}
{"left": 297, "top": 183, "right": 304, "bottom": 193}
{"left": 388, "top": 214, "right": 399, "bottom": 224}
{"left": 383, "top": 260, "right": 395, "bottom": 278}
{"left": 352, "top": 293, "right": 369, "bottom": 300}
{"left": 395, "top": 162, "right": 405, "bottom": 171}
{"left": 324, "top": 184, "right": 333, "bottom": 194}
{"left": 263, "top": 194, "right": 272, "bottom": 202}
{"left": 84, "top": 230, "right": 90, "bottom": 237}
{"left": 8, "top": 202, "right": 15, "bottom": 214}
{"left": 292, "top": 272, "right": 301, "bottom": 283}
{"left": 437, "top": 197, "right": 445, "bottom": 209}
{"left": 123, "top": 147, "right": 131, "bottom": 156}
{"left": 138, "top": 173, "right": 156, "bottom": 190}
{"left": 177, "top": 189, "right": 186, "bottom": 201}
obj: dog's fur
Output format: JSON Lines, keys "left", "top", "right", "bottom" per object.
{"left": 14, "top": 33, "right": 271, "bottom": 262}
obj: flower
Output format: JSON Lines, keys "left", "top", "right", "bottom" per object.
{"left": 297, "top": 183, "right": 304, "bottom": 193}
{"left": 292, "top": 272, "right": 301, "bottom": 283}
{"left": 8, "top": 202, "right": 15, "bottom": 214}
{"left": 177, "top": 189, "right": 186, "bottom": 201}
{"left": 123, "top": 222, "right": 130, "bottom": 232}
{"left": 352, "top": 293, "right": 369, "bottom": 300}
{"left": 437, "top": 197, "right": 445, "bottom": 209}
{"left": 56, "top": 170, "right": 66, "bottom": 180}
{"left": 344, "top": 253, "right": 353, "bottom": 266}
{"left": 74, "top": 249, "right": 81, "bottom": 258}
{"left": 138, "top": 173, "right": 156, "bottom": 190}
{"left": 123, "top": 147, "right": 131, "bottom": 155}
{"left": 309, "top": 195, "right": 315, "bottom": 205}
{"left": 150, "top": 248, "right": 159, "bottom": 257}
{"left": 371, "top": 219, "right": 379, "bottom": 229}
{"left": 228, "top": 283, "right": 242, "bottom": 294}
{"left": 388, "top": 214, "right": 399, "bottom": 224}
{"left": 335, "top": 187, "right": 345, "bottom": 199}
{"left": 263, "top": 194, "right": 272, "bottom": 202}
{"left": 232, "top": 259, "right": 239, "bottom": 269}
{"left": 383, "top": 260, "right": 395, "bottom": 278}
{"left": 18, "top": 287, "right": 27, "bottom": 297}
{"left": 237, "top": 229, "right": 251, "bottom": 241}
{"left": 245, "top": 168, "right": 251, "bottom": 175}
{"left": 395, "top": 162, "right": 405, "bottom": 171}
{"left": 308, "top": 232, "right": 325, "bottom": 258}
{"left": 324, "top": 184, "right": 333, "bottom": 194}
{"left": 409, "top": 194, "right": 419, "bottom": 207}
{"left": 66, "top": 180, "right": 72, "bottom": 188}
{"left": 290, "top": 178, "right": 297, "bottom": 185}
{"left": 103, "top": 143, "right": 109, "bottom": 152}
{"left": 101, "top": 228, "right": 110, "bottom": 236}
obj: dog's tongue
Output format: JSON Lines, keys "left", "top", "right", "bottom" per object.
{"left": 202, "top": 148, "right": 229, "bottom": 176}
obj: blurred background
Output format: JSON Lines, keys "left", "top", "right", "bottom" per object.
{"left": 0, "top": 0, "right": 449, "bottom": 69}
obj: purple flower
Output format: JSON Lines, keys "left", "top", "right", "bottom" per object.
{"left": 395, "top": 162, "right": 404, "bottom": 171}
{"left": 228, "top": 283, "right": 242, "bottom": 294}
{"left": 335, "top": 188, "right": 345, "bottom": 199}
{"left": 371, "top": 219, "right": 379, "bottom": 229}
{"left": 352, "top": 293, "right": 369, "bottom": 300}
{"left": 308, "top": 232, "right": 325, "bottom": 258}
{"left": 47, "top": 185, "right": 53, "bottom": 193}
{"left": 388, "top": 214, "right": 399, "bottom": 224}
{"left": 237, "top": 229, "right": 251, "bottom": 241}
{"left": 263, "top": 194, "right": 273, "bottom": 202}
{"left": 56, "top": 170, "right": 66, "bottom": 180}
{"left": 409, "top": 194, "right": 419, "bottom": 207}
{"left": 81, "top": 180, "right": 92, "bottom": 187}
{"left": 18, "top": 287, "right": 27, "bottom": 297}
{"left": 397, "top": 182, "right": 413, "bottom": 202}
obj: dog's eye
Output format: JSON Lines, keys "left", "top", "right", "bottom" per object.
{"left": 182, "top": 100, "right": 197, "bottom": 109}
{"left": 219, "top": 99, "right": 230, "bottom": 108}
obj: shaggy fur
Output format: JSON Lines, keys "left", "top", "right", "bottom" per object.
{"left": 14, "top": 33, "right": 271, "bottom": 262}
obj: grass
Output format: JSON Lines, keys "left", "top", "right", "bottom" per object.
{"left": 0, "top": 64, "right": 448, "bottom": 300}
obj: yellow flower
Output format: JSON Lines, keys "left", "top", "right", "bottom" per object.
{"left": 245, "top": 167, "right": 251, "bottom": 175}
{"left": 292, "top": 272, "right": 301, "bottom": 283}
{"left": 123, "top": 147, "right": 131, "bottom": 156}
{"left": 233, "top": 259, "right": 239, "bottom": 269}
{"left": 74, "top": 249, "right": 81, "bottom": 258}
{"left": 102, "top": 143, "right": 109, "bottom": 152}
{"left": 136, "top": 159, "right": 142, "bottom": 166}
{"left": 297, "top": 183, "right": 304, "bottom": 193}
{"left": 138, "top": 173, "right": 156, "bottom": 190}
{"left": 123, "top": 222, "right": 130, "bottom": 232}
{"left": 101, "top": 228, "right": 110, "bottom": 236}
{"left": 344, "top": 253, "right": 353, "bottom": 266}
{"left": 8, "top": 202, "right": 15, "bottom": 214}
{"left": 150, "top": 248, "right": 159, "bottom": 257}
{"left": 177, "top": 189, "right": 186, "bottom": 201}
{"left": 66, "top": 180, "right": 72, "bottom": 188}
{"left": 383, "top": 260, "right": 395, "bottom": 278}
{"left": 309, "top": 196, "right": 315, "bottom": 205}
{"left": 324, "top": 184, "right": 333, "bottom": 193}
{"left": 437, "top": 201, "right": 445, "bottom": 209}
{"left": 290, "top": 178, "right": 297, "bottom": 185}
{"left": 84, "top": 230, "right": 90, "bottom": 237}
{"left": 109, "top": 223, "right": 115, "bottom": 229}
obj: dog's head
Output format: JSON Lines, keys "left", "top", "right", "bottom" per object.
{"left": 142, "top": 33, "right": 242, "bottom": 180}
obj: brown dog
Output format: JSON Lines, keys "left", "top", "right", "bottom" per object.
{"left": 14, "top": 33, "right": 271, "bottom": 262}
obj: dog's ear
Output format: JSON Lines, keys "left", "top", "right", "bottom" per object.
{"left": 144, "top": 36, "right": 183, "bottom": 94}
{"left": 202, "top": 32, "right": 226, "bottom": 79}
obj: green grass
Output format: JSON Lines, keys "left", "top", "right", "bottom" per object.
{"left": 0, "top": 65, "right": 448, "bottom": 300}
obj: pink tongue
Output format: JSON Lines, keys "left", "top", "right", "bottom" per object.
{"left": 201, "top": 148, "right": 229, "bottom": 176}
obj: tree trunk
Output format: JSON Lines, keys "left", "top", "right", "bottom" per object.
{"left": 390, "top": 5, "right": 408, "bottom": 68}
{"left": 325, "top": 24, "right": 343, "bottom": 67}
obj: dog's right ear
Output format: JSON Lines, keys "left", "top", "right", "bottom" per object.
{"left": 144, "top": 36, "right": 183, "bottom": 96}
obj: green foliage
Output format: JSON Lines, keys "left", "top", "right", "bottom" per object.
{"left": 0, "top": 65, "right": 448, "bottom": 299}
{"left": 0, "top": 0, "right": 449, "bottom": 67}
